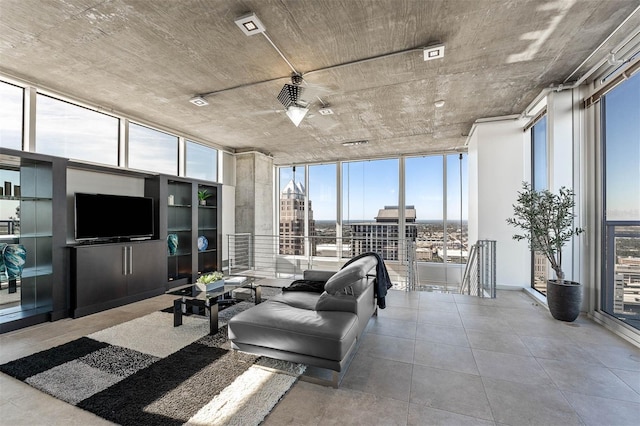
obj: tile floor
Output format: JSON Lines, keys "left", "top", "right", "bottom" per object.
{"left": 1, "top": 289, "right": 639, "bottom": 425}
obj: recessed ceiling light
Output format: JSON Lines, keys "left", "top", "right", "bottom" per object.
{"left": 189, "top": 96, "right": 209, "bottom": 106}
{"left": 434, "top": 99, "right": 445, "bottom": 108}
{"left": 318, "top": 108, "right": 334, "bottom": 115}
{"left": 342, "top": 140, "right": 369, "bottom": 147}
{"left": 234, "top": 12, "right": 266, "bottom": 36}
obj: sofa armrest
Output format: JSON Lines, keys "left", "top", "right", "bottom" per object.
{"left": 303, "top": 269, "right": 336, "bottom": 283}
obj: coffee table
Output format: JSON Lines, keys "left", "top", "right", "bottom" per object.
{"left": 170, "top": 276, "right": 255, "bottom": 334}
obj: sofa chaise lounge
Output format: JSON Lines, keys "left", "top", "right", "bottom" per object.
{"left": 228, "top": 254, "right": 387, "bottom": 386}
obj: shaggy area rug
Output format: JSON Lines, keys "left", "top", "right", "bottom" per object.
{"left": 0, "top": 302, "right": 306, "bottom": 425}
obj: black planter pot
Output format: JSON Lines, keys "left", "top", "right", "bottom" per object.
{"left": 546, "top": 279, "right": 582, "bottom": 322}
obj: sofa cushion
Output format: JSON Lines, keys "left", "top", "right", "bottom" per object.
{"left": 228, "top": 299, "right": 359, "bottom": 361}
{"left": 268, "top": 291, "right": 320, "bottom": 310}
{"left": 324, "top": 256, "right": 377, "bottom": 296}
{"left": 314, "top": 291, "right": 357, "bottom": 313}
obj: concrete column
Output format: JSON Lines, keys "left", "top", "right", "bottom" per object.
{"left": 235, "top": 152, "right": 274, "bottom": 236}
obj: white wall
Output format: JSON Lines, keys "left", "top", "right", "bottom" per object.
{"left": 468, "top": 118, "right": 529, "bottom": 288}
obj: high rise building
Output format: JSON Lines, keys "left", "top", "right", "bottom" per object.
{"left": 279, "top": 179, "right": 316, "bottom": 255}
{"left": 350, "top": 206, "right": 418, "bottom": 260}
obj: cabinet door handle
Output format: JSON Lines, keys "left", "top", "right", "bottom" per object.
{"left": 122, "top": 246, "right": 128, "bottom": 275}
{"left": 128, "top": 246, "right": 133, "bottom": 275}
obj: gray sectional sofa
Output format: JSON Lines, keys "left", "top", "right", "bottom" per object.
{"left": 228, "top": 255, "right": 380, "bottom": 386}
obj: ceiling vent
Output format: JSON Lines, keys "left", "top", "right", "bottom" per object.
{"left": 342, "top": 140, "right": 368, "bottom": 146}
{"left": 423, "top": 44, "right": 445, "bottom": 61}
{"left": 189, "top": 96, "right": 209, "bottom": 106}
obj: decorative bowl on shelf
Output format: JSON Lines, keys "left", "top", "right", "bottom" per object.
{"left": 197, "top": 235, "right": 208, "bottom": 251}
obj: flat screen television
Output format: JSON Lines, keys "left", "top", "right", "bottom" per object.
{"left": 75, "top": 193, "right": 154, "bottom": 241}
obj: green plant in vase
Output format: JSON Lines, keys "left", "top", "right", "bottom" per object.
{"left": 196, "top": 271, "right": 224, "bottom": 284}
{"left": 197, "top": 189, "right": 212, "bottom": 206}
{"left": 195, "top": 271, "right": 224, "bottom": 292}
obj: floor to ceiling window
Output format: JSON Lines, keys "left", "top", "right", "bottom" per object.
{"left": 601, "top": 71, "right": 640, "bottom": 330}
{"left": 0, "top": 81, "right": 23, "bottom": 150}
{"left": 278, "top": 166, "right": 309, "bottom": 256}
{"left": 276, "top": 154, "right": 469, "bottom": 286}
{"left": 445, "top": 153, "right": 468, "bottom": 265}
{"left": 308, "top": 164, "right": 336, "bottom": 257}
{"left": 342, "top": 159, "right": 400, "bottom": 260}
{"left": 405, "top": 155, "right": 444, "bottom": 263}
{"left": 531, "top": 114, "right": 549, "bottom": 295}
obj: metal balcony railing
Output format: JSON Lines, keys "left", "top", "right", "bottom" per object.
{"left": 226, "top": 234, "right": 418, "bottom": 290}
{"left": 460, "top": 240, "right": 496, "bottom": 298}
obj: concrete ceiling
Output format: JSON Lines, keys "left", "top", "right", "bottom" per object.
{"left": 1, "top": 0, "right": 638, "bottom": 165}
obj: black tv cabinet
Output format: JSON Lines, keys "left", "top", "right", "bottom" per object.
{"left": 71, "top": 239, "right": 165, "bottom": 317}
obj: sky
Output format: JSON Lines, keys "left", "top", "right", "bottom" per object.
{"left": 604, "top": 71, "right": 640, "bottom": 221}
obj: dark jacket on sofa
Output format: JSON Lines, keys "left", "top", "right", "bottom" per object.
{"left": 342, "top": 252, "right": 392, "bottom": 308}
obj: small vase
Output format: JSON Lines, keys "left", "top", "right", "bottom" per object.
{"left": 167, "top": 233, "right": 178, "bottom": 255}
{"left": 3, "top": 244, "right": 26, "bottom": 279}
{"left": 199, "top": 199, "right": 207, "bottom": 206}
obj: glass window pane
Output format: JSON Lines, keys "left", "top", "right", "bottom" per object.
{"left": 186, "top": 140, "right": 217, "bottom": 181}
{"left": 36, "top": 95, "right": 118, "bottom": 165}
{"left": 446, "top": 153, "right": 468, "bottom": 264}
{"left": 406, "top": 156, "right": 443, "bottom": 263}
{"left": 309, "top": 164, "right": 336, "bottom": 257}
{"left": 604, "top": 74, "right": 640, "bottom": 221}
{"left": 128, "top": 123, "right": 177, "bottom": 174}
{"left": 531, "top": 115, "right": 549, "bottom": 293}
{"left": 342, "top": 159, "right": 399, "bottom": 260}
{"left": 279, "top": 166, "right": 307, "bottom": 256}
{"left": 532, "top": 115, "right": 547, "bottom": 191}
{"left": 602, "top": 71, "right": 640, "bottom": 330}
{"left": 0, "top": 81, "right": 23, "bottom": 150}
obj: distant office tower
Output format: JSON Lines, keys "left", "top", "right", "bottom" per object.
{"left": 279, "top": 179, "right": 316, "bottom": 255}
{"left": 350, "top": 206, "right": 418, "bottom": 260}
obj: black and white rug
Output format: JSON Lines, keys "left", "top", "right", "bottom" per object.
{"left": 0, "top": 302, "right": 305, "bottom": 426}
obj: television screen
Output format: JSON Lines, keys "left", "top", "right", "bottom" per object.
{"left": 75, "top": 193, "right": 154, "bottom": 241}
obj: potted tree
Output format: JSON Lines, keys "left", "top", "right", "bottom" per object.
{"left": 507, "top": 182, "right": 584, "bottom": 321}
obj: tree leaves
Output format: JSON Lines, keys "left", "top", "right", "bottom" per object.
{"left": 506, "top": 182, "right": 584, "bottom": 280}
